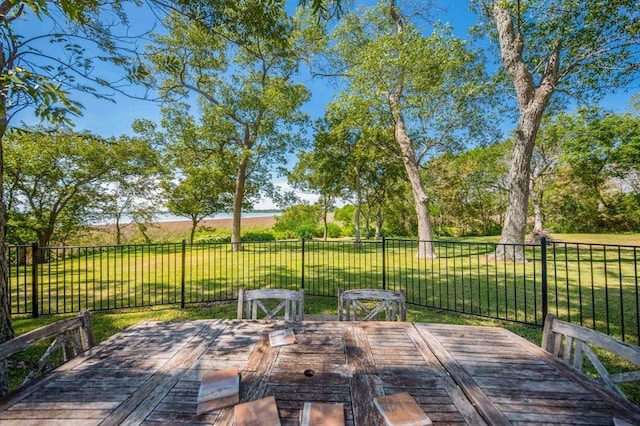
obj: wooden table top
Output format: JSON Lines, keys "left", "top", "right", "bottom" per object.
{"left": 0, "top": 320, "right": 638, "bottom": 425}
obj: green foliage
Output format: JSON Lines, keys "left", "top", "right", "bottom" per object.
{"left": 194, "top": 234, "right": 232, "bottom": 244}
{"left": 333, "top": 205, "right": 356, "bottom": 226}
{"left": 296, "top": 224, "right": 317, "bottom": 240}
{"left": 241, "top": 231, "right": 275, "bottom": 242}
{"left": 425, "top": 142, "right": 510, "bottom": 237}
{"left": 324, "top": 222, "right": 343, "bottom": 238}
{"left": 4, "top": 127, "right": 156, "bottom": 247}
{"left": 476, "top": 0, "right": 640, "bottom": 102}
{"left": 543, "top": 108, "right": 640, "bottom": 233}
{"left": 0, "top": 1, "right": 141, "bottom": 132}
{"left": 380, "top": 180, "right": 418, "bottom": 237}
{"left": 144, "top": 2, "right": 311, "bottom": 243}
{"left": 274, "top": 204, "right": 320, "bottom": 239}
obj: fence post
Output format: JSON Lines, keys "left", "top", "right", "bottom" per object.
{"left": 301, "top": 238, "right": 305, "bottom": 290}
{"left": 31, "top": 242, "right": 39, "bottom": 319}
{"left": 541, "top": 237, "right": 548, "bottom": 325}
{"left": 181, "top": 240, "right": 186, "bottom": 309}
{"left": 382, "top": 236, "right": 386, "bottom": 290}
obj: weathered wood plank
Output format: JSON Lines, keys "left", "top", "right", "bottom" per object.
{"left": 0, "top": 408, "right": 110, "bottom": 420}
{"left": 415, "top": 324, "right": 511, "bottom": 426}
{"left": 0, "top": 419, "right": 102, "bottom": 426}
{"left": 426, "top": 323, "right": 640, "bottom": 425}
{"left": 213, "top": 323, "right": 276, "bottom": 425}
{"left": 106, "top": 320, "right": 227, "bottom": 426}
{"left": 5, "top": 320, "right": 640, "bottom": 426}
{"left": 150, "top": 320, "right": 257, "bottom": 417}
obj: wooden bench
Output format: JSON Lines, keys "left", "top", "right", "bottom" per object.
{"left": 541, "top": 313, "right": 640, "bottom": 399}
{"left": 0, "top": 310, "right": 94, "bottom": 398}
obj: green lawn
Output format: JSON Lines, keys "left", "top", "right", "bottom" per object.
{"left": 9, "top": 234, "right": 640, "bottom": 343}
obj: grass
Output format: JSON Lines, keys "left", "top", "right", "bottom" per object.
{"left": 9, "top": 235, "right": 640, "bottom": 345}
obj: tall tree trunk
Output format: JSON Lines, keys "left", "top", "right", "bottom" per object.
{"left": 388, "top": 0, "right": 434, "bottom": 258}
{"left": 115, "top": 215, "right": 122, "bottom": 245}
{"left": 231, "top": 160, "right": 247, "bottom": 252}
{"left": 321, "top": 195, "right": 328, "bottom": 241}
{"left": 0, "top": 104, "right": 15, "bottom": 342}
{"left": 389, "top": 96, "right": 435, "bottom": 258}
{"left": 492, "top": 3, "right": 559, "bottom": 260}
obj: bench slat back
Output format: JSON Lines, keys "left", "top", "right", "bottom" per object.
{"left": 542, "top": 313, "right": 640, "bottom": 398}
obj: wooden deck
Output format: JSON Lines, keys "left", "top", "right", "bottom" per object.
{"left": 0, "top": 320, "right": 638, "bottom": 425}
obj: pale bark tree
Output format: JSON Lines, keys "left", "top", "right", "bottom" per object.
{"left": 477, "top": 0, "right": 640, "bottom": 258}
{"left": 322, "top": 1, "right": 491, "bottom": 257}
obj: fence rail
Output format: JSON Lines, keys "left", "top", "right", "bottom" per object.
{"left": 7, "top": 237, "right": 640, "bottom": 344}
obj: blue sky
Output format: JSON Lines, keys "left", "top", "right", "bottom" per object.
{"left": 15, "top": 0, "right": 635, "bottom": 139}
{"left": 12, "top": 1, "right": 477, "bottom": 137}
{"left": 18, "top": 0, "right": 632, "bottom": 137}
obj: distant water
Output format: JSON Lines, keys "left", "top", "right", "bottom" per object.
{"left": 96, "top": 211, "right": 280, "bottom": 225}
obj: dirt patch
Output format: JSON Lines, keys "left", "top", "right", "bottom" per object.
{"left": 152, "top": 216, "right": 278, "bottom": 233}
{"left": 86, "top": 215, "right": 278, "bottom": 245}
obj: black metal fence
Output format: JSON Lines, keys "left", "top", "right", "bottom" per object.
{"left": 6, "top": 237, "right": 640, "bottom": 344}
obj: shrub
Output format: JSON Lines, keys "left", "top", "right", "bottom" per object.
{"left": 333, "top": 205, "right": 355, "bottom": 226}
{"left": 241, "top": 231, "right": 275, "bottom": 242}
{"left": 274, "top": 205, "right": 320, "bottom": 236}
{"left": 326, "top": 223, "right": 342, "bottom": 238}
{"left": 295, "top": 224, "right": 316, "bottom": 240}
{"left": 194, "top": 234, "right": 232, "bottom": 243}
{"left": 273, "top": 230, "right": 296, "bottom": 240}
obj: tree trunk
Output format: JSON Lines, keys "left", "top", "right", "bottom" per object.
{"left": 530, "top": 180, "right": 544, "bottom": 234}
{"left": 0, "top": 105, "right": 15, "bottom": 342}
{"left": 322, "top": 199, "right": 328, "bottom": 241}
{"left": 386, "top": 0, "right": 434, "bottom": 258}
{"left": 375, "top": 209, "right": 383, "bottom": 239}
{"left": 189, "top": 216, "right": 198, "bottom": 244}
{"left": 115, "top": 215, "right": 122, "bottom": 245}
{"left": 354, "top": 173, "right": 363, "bottom": 248}
{"left": 231, "top": 160, "right": 247, "bottom": 252}
{"left": 492, "top": 3, "right": 559, "bottom": 260}
{"left": 388, "top": 97, "right": 435, "bottom": 258}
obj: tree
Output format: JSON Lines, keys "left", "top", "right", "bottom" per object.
{"left": 288, "top": 122, "right": 346, "bottom": 241}
{"left": 93, "top": 134, "right": 164, "bottom": 245}
{"left": 475, "top": 0, "right": 640, "bottom": 258}
{"left": 98, "top": 176, "right": 160, "bottom": 246}
{"left": 162, "top": 167, "right": 233, "bottom": 244}
{"left": 0, "top": 0, "right": 152, "bottom": 346}
{"left": 323, "top": 1, "right": 493, "bottom": 257}
{"left": 551, "top": 108, "right": 640, "bottom": 231}
{"left": 4, "top": 128, "right": 157, "bottom": 250}
{"left": 135, "top": 106, "right": 238, "bottom": 244}
{"left": 528, "top": 114, "right": 568, "bottom": 236}
{"left": 145, "top": 2, "right": 310, "bottom": 251}
{"left": 426, "top": 142, "right": 509, "bottom": 236}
